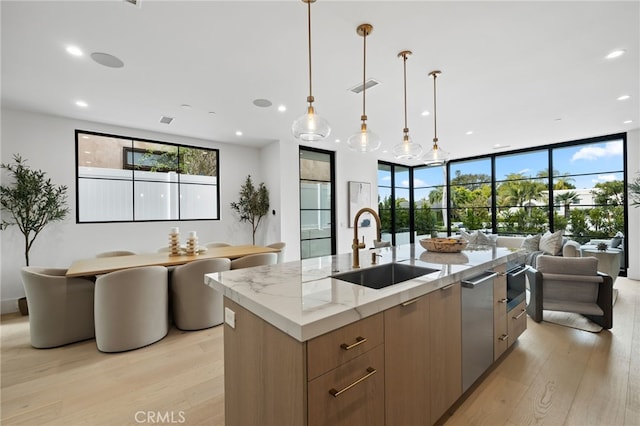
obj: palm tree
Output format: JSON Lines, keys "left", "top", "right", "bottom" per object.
{"left": 554, "top": 191, "right": 581, "bottom": 219}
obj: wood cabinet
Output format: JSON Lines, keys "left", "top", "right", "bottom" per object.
{"left": 223, "top": 265, "right": 523, "bottom": 426}
{"left": 493, "top": 264, "right": 509, "bottom": 360}
{"left": 384, "top": 294, "right": 430, "bottom": 425}
{"left": 384, "top": 282, "right": 462, "bottom": 426}
{"left": 308, "top": 313, "right": 385, "bottom": 426}
{"left": 429, "top": 282, "right": 462, "bottom": 424}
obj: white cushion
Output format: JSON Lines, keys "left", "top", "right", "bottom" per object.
{"left": 539, "top": 230, "right": 564, "bottom": 255}
{"left": 520, "top": 234, "right": 541, "bottom": 251}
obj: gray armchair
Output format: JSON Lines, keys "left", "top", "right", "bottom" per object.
{"left": 20, "top": 267, "right": 95, "bottom": 348}
{"left": 526, "top": 255, "right": 612, "bottom": 329}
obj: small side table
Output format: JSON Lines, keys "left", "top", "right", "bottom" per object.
{"left": 580, "top": 248, "right": 621, "bottom": 283}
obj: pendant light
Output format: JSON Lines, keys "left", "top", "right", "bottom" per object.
{"left": 347, "top": 24, "right": 380, "bottom": 153}
{"left": 292, "top": 0, "right": 331, "bottom": 142}
{"left": 392, "top": 50, "right": 423, "bottom": 160}
{"left": 423, "top": 70, "right": 450, "bottom": 167}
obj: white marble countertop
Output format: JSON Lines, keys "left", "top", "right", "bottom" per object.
{"left": 205, "top": 243, "right": 525, "bottom": 342}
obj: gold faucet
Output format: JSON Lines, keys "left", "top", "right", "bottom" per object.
{"left": 352, "top": 207, "right": 382, "bottom": 268}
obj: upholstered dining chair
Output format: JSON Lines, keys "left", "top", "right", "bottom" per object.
{"left": 204, "top": 242, "right": 231, "bottom": 248}
{"left": 171, "top": 258, "right": 231, "bottom": 330}
{"left": 230, "top": 253, "right": 278, "bottom": 270}
{"left": 526, "top": 255, "right": 613, "bottom": 329}
{"left": 94, "top": 266, "right": 169, "bottom": 352}
{"left": 20, "top": 267, "right": 95, "bottom": 348}
{"left": 96, "top": 250, "right": 136, "bottom": 258}
{"left": 266, "top": 242, "right": 286, "bottom": 263}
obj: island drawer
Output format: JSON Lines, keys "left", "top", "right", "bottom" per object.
{"left": 308, "top": 344, "right": 385, "bottom": 426}
{"left": 307, "top": 312, "right": 383, "bottom": 380}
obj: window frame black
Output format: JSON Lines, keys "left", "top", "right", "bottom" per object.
{"left": 75, "top": 129, "right": 220, "bottom": 224}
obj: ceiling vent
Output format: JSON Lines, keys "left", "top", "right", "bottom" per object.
{"left": 124, "top": 0, "right": 141, "bottom": 7}
{"left": 159, "top": 116, "right": 174, "bottom": 125}
{"left": 349, "top": 78, "right": 380, "bottom": 94}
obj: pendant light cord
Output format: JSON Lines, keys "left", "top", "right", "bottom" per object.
{"left": 362, "top": 29, "right": 367, "bottom": 120}
{"left": 402, "top": 52, "right": 409, "bottom": 136}
{"left": 432, "top": 72, "right": 438, "bottom": 144}
{"left": 307, "top": 0, "right": 313, "bottom": 103}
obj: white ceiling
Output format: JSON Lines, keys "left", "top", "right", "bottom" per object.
{"left": 2, "top": 0, "right": 638, "bottom": 165}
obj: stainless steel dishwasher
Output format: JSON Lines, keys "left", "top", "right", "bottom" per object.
{"left": 461, "top": 270, "right": 497, "bottom": 392}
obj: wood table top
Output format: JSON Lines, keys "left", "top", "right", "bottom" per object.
{"left": 66, "top": 245, "right": 280, "bottom": 277}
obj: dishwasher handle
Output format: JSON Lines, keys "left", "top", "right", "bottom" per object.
{"left": 461, "top": 271, "right": 498, "bottom": 288}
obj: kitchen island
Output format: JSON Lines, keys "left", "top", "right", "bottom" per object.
{"left": 205, "top": 243, "right": 526, "bottom": 426}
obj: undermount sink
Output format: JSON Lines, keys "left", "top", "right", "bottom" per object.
{"left": 332, "top": 263, "right": 439, "bottom": 289}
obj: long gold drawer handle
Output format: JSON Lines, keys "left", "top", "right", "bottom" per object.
{"left": 513, "top": 309, "right": 526, "bottom": 320}
{"left": 498, "top": 334, "right": 509, "bottom": 341}
{"left": 498, "top": 298, "right": 508, "bottom": 303}
{"left": 401, "top": 297, "right": 421, "bottom": 306}
{"left": 440, "top": 283, "right": 455, "bottom": 291}
{"left": 340, "top": 336, "right": 367, "bottom": 350}
{"left": 329, "top": 367, "right": 377, "bottom": 398}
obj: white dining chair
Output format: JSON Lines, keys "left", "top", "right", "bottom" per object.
{"left": 230, "top": 253, "right": 278, "bottom": 270}
{"left": 171, "top": 258, "right": 231, "bottom": 330}
{"left": 20, "top": 267, "right": 95, "bottom": 348}
{"left": 266, "top": 242, "right": 286, "bottom": 263}
{"left": 94, "top": 266, "right": 168, "bottom": 352}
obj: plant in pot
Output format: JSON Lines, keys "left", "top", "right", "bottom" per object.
{"left": 230, "top": 175, "right": 269, "bottom": 245}
{"left": 629, "top": 173, "right": 640, "bottom": 208}
{"left": 1, "top": 154, "right": 69, "bottom": 314}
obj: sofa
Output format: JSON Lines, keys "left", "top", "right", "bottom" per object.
{"left": 493, "top": 232, "right": 581, "bottom": 267}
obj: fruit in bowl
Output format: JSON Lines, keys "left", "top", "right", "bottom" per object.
{"left": 419, "top": 237, "right": 468, "bottom": 253}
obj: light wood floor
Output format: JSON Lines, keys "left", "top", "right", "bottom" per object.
{"left": 2, "top": 277, "right": 638, "bottom": 426}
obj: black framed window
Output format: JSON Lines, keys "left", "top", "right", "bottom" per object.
{"left": 76, "top": 130, "right": 219, "bottom": 223}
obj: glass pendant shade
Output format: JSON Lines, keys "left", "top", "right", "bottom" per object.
{"left": 292, "top": 0, "right": 330, "bottom": 142}
{"left": 423, "top": 70, "right": 448, "bottom": 167}
{"left": 393, "top": 50, "right": 422, "bottom": 161}
{"left": 392, "top": 134, "right": 423, "bottom": 160}
{"left": 423, "top": 141, "right": 450, "bottom": 167}
{"left": 347, "top": 123, "right": 381, "bottom": 152}
{"left": 292, "top": 105, "right": 331, "bottom": 142}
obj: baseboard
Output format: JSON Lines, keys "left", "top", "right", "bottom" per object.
{"left": 1, "top": 298, "right": 21, "bottom": 315}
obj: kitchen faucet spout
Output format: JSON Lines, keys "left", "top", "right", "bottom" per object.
{"left": 352, "top": 207, "right": 382, "bottom": 269}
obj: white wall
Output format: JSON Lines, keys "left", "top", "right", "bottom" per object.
{"left": 0, "top": 108, "right": 262, "bottom": 313}
{"left": 626, "top": 128, "right": 639, "bottom": 280}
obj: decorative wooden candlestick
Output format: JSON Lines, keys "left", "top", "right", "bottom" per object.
{"left": 169, "top": 227, "right": 181, "bottom": 257}
{"left": 186, "top": 231, "right": 198, "bottom": 256}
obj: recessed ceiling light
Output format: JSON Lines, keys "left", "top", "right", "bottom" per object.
{"left": 91, "top": 52, "right": 124, "bottom": 68}
{"left": 382, "top": 150, "right": 388, "bottom": 154}
{"left": 606, "top": 49, "right": 626, "bottom": 59}
{"left": 493, "top": 143, "right": 510, "bottom": 149}
{"left": 465, "top": 131, "right": 473, "bottom": 135}
{"left": 617, "top": 95, "right": 630, "bottom": 101}
{"left": 624, "top": 120, "right": 633, "bottom": 124}
{"left": 253, "top": 99, "right": 272, "bottom": 108}
{"left": 75, "top": 100, "right": 88, "bottom": 107}
{"left": 181, "top": 104, "right": 192, "bottom": 110}
{"left": 421, "top": 110, "right": 430, "bottom": 116}
{"left": 66, "top": 45, "right": 83, "bottom": 57}
{"left": 335, "top": 139, "right": 341, "bottom": 143}
{"left": 208, "top": 111, "right": 216, "bottom": 115}
{"left": 278, "top": 105, "right": 287, "bottom": 112}
{"left": 235, "top": 131, "right": 243, "bottom": 136}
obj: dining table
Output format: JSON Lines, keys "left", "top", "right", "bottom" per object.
{"left": 66, "top": 244, "right": 280, "bottom": 277}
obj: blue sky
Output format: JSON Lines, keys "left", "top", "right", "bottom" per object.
{"left": 379, "top": 139, "right": 625, "bottom": 198}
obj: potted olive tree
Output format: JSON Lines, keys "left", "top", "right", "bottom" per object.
{"left": 230, "top": 175, "right": 269, "bottom": 245}
{"left": 1, "top": 155, "right": 69, "bottom": 314}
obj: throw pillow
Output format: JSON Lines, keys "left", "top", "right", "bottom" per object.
{"left": 460, "top": 229, "right": 478, "bottom": 244}
{"left": 476, "top": 232, "right": 497, "bottom": 245}
{"left": 520, "top": 234, "right": 541, "bottom": 251}
{"left": 611, "top": 231, "right": 624, "bottom": 248}
{"left": 539, "top": 230, "right": 564, "bottom": 255}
